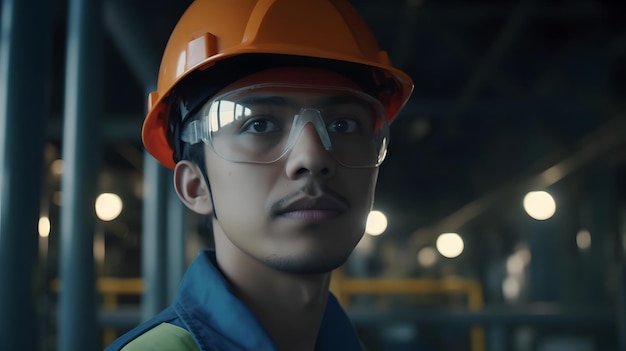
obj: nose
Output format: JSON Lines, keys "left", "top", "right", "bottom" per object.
{"left": 284, "top": 123, "right": 336, "bottom": 179}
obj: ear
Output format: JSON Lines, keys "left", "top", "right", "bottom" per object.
{"left": 173, "top": 160, "right": 213, "bottom": 215}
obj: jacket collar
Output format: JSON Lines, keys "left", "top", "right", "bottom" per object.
{"left": 174, "top": 250, "right": 362, "bottom": 351}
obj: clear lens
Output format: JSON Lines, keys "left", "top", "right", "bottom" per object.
{"left": 181, "top": 84, "right": 389, "bottom": 168}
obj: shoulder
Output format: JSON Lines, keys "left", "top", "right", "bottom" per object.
{"left": 121, "top": 323, "right": 200, "bottom": 351}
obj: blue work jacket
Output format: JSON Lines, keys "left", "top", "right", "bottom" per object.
{"left": 104, "top": 250, "right": 363, "bottom": 350}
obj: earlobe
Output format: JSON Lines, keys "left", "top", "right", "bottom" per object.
{"left": 173, "top": 160, "right": 213, "bottom": 215}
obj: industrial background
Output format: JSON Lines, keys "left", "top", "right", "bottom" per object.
{"left": 0, "top": 0, "right": 625, "bottom": 350}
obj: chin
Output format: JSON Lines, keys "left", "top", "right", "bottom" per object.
{"left": 264, "top": 251, "right": 352, "bottom": 275}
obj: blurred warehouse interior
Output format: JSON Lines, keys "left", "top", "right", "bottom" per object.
{"left": 1, "top": 0, "right": 626, "bottom": 350}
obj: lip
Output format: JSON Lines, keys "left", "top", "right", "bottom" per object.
{"left": 272, "top": 194, "right": 349, "bottom": 222}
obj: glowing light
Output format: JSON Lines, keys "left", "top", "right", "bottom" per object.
{"left": 506, "top": 254, "right": 525, "bottom": 276}
{"left": 502, "top": 276, "right": 521, "bottom": 301}
{"left": 365, "top": 210, "right": 387, "bottom": 236}
{"left": 417, "top": 246, "right": 438, "bottom": 267}
{"left": 94, "top": 232, "right": 105, "bottom": 264}
{"left": 523, "top": 191, "right": 556, "bottom": 220}
{"left": 436, "top": 232, "right": 464, "bottom": 258}
{"left": 516, "top": 245, "right": 532, "bottom": 265}
{"left": 50, "top": 159, "right": 63, "bottom": 175}
{"left": 95, "top": 193, "right": 123, "bottom": 221}
{"left": 38, "top": 217, "right": 51, "bottom": 238}
{"left": 576, "top": 229, "right": 591, "bottom": 250}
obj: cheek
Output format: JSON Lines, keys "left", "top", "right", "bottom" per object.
{"left": 206, "top": 153, "right": 378, "bottom": 225}
{"left": 333, "top": 168, "right": 379, "bottom": 238}
{"left": 206, "top": 160, "right": 277, "bottom": 219}
{"left": 347, "top": 168, "right": 379, "bottom": 209}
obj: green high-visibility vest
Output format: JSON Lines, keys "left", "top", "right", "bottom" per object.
{"left": 122, "top": 323, "right": 200, "bottom": 351}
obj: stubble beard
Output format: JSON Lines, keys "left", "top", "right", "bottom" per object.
{"left": 263, "top": 250, "right": 353, "bottom": 275}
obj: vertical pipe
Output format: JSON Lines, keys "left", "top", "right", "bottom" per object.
{"left": 141, "top": 153, "right": 169, "bottom": 320}
{"left": 0, "top": 0, "right": 52, "bottom": 350}
{"left": 57, "top": 0, "right": 102, "bottom": 349}
{"left": 617, "top": 207, "right": 625, "bottom": 351}
{"left": 586, "top": 170, "right": 615, "bottom": 301}
{"left": 103, "top": 0, "right": 159, "bottom": 92}
{"left": 486, "top": 326, "right": 506, "bottom": 351}
{"left": 528, "top": 218, "right": 560, "bottom": 301}
{"left": 167, "top": 184, "right": 186, "bottom": 303}
{"left": 617, "top": 258, "right": 626, "bottom": 351}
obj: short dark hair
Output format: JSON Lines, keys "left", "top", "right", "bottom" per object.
{"left": 178, "top": 113, "right": 214, "bottom": 224}
{"left": 180, "top": 134, "right": 207, "bottom": 176}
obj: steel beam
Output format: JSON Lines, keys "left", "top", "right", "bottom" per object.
{"left": 0, "top": 0, "right": 52, "bottom": 349}
{"left": 46, "top": 115, "right": 143, "bottom": 142}
{"left": 103, "top": 0, "right": 158, "bottom": 91}
{"left": 409, "top": 115, "right": 626, "bottom": 241}
{"left": 57, "top": 0, "right": 102, "bottom": 350}
{"left": 389, "top": 0, "right": 424, "bottom": 70}
{"left": 449, "top": 0, "right": 535, "bottom": 119}
{"left": 618, "top": 207, "right": 626, "bottom": 351}
{"left": 356, "top": 2, "right": 603, "bottom": 22}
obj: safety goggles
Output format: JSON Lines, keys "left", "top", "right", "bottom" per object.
{"left": 180, "top": 83, "right": 389, "bottom": 168}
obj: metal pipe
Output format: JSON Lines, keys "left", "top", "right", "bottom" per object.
{"left": 618, "top": 207, "right": 626, "bottom": 351}
{"left": 449, "top": 0, "right": 535, "bottom": 119}
{"left": 57, "top": 0, "right": 102, "bottom": 349}
{"left": 409, "top": 115, "right": 626, "bottom": 241}
{"left": 103, "top": 0, "right": 158, "bottom": 92}
{"left": 0, "top": 0, "right": 52, "bottom": 349}
{"left": 617, "top": 259, "right": 626, "bottom": 351}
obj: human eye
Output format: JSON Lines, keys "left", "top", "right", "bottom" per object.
{"left": 240, "top": 116, "right": 280, "bottom": 134}
{"left": 326, "top": 117, "right": 360, "bottom": 134}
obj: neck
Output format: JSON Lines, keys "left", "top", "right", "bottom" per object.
{"left": 214, "top": 234, "right": 331, "bottom": 351}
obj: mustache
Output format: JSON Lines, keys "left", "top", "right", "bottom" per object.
{"left": 270, "top": 182, "right": 350, "bottom": 212}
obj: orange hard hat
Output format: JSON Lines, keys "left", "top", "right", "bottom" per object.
{"left": 143, "top": 0, "right": 414, "bottom": 169}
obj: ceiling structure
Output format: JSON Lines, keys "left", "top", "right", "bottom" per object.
{"left": 42, "top": 0, "right": 626, "bottom": 273}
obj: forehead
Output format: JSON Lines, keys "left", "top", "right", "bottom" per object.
{"left": 226, "top": 86, "right": 372, "bottom": 108}
{"left": 217, "top": 67, "right": 363, "bottom": 95}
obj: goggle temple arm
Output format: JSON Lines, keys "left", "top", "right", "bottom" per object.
{"left": 180, "top": 119, "right": 206, "bottom": 145}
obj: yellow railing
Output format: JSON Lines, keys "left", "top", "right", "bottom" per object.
{"left": 330, "top": 269, "right": 485, "bottom": 351}
{"left": 51, "top": 278, "right": 143, "bottom": 346}
{"left": 53, "top": 273, "right": 485, "bottom": 350}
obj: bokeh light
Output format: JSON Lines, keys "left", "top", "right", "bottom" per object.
{"left": 95, "top": 193, "right": 123, "bottom": 221}
{"left": 576, "top": 229, "right": 591, "bottom": 250}
{"left": 38, "top": 216, "right": 51, "bottom": 238}
{"left": 523, "top": 191, "right": 556, "bottom": 220}
{"left": 50, "top": 159, "right": 63, "bottom": 175}
{"left": 365, "top": 210, "right": 387, "bottom": 236}
{"left": 417, "top": 246, "right": 438, "bottom": 267}
{"left": 503, "top": 276, "right": 521, "bottom": 301}
{"left": 436, "top": 232, "right": 464, "bottom": 258}
{"left": 506, "top": 254, "right": 525, "bottom": 276}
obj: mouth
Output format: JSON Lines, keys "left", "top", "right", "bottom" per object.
{"left": 271, "top": 192, "right": 350, "bottom": 222}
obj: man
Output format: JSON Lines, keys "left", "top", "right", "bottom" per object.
{"left": 105, "top": 0, "right": 413, "bottom": 350}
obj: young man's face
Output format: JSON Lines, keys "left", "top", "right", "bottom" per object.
{"left": 195, "top": 67, "right": 384, "bottom": 274}
{"left": 206, "top": 143, "right": 378, "bottom": 274}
